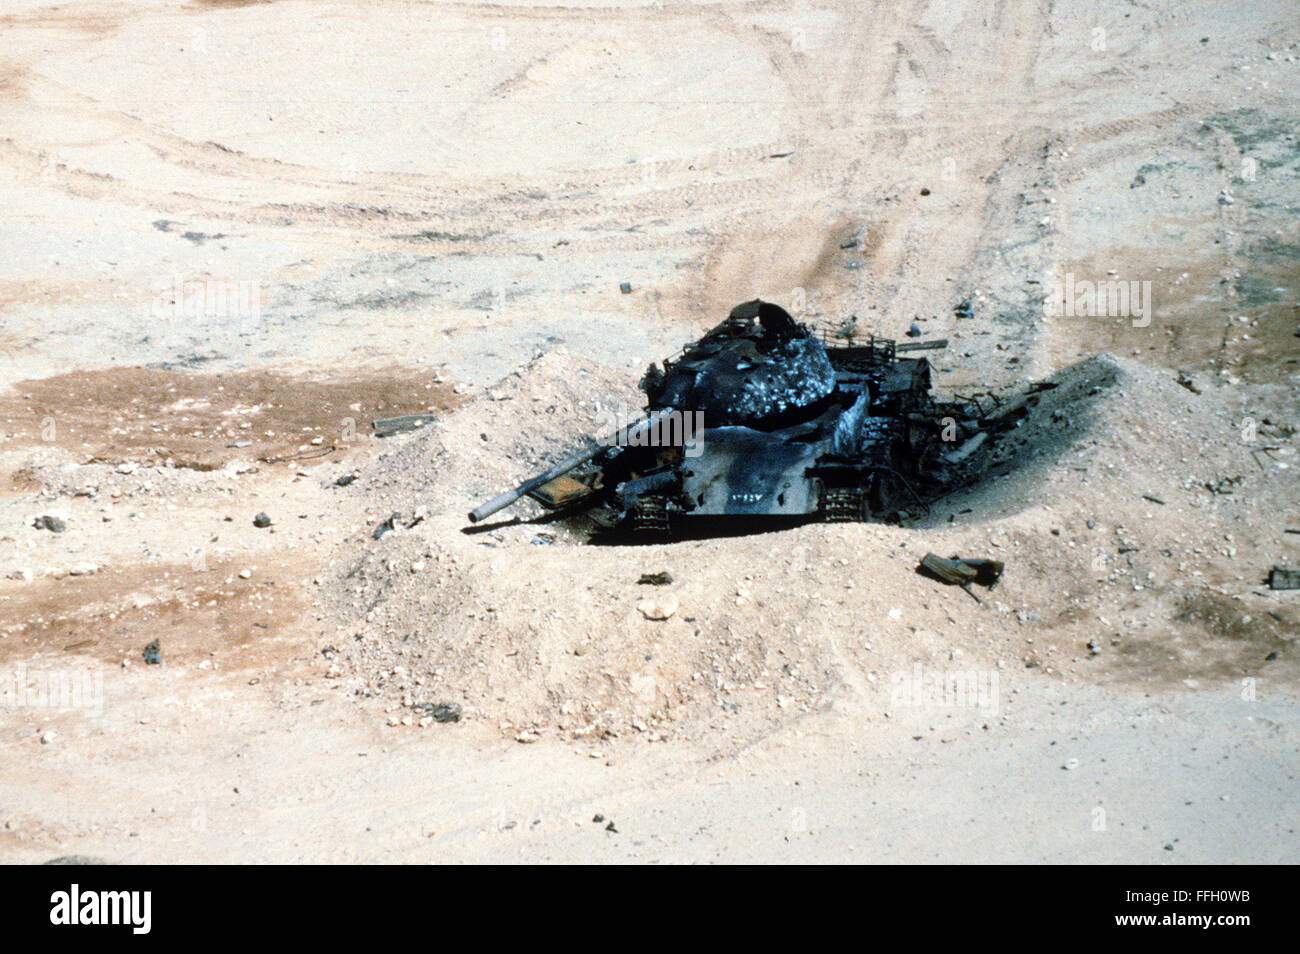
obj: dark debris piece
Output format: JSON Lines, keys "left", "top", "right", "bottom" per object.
{"left": 953, "top": 298, "right": 973, "bottom": 320}
{"left": 413, "top": 701, "right": 462, "bottom": 723}
{"left": 142, "top": 640, "right": 161, "bottom": 665}
{"left": 43, "top": 855, "right": 108, "bottom": 866}
{"left": 372, "top": 513, "right": 402, "bottom": 540}
{"left": 1268, "top": 567, "right": 1300, "bottom": 591}
{"left": 253, "top": 512, "right": 272, "bottom": 528}
{"left": 918, "top": 554, "right": 1004, "bottom": 602}
{"left": 637, "top": 571, "right": 673, "bottom": 586}
{"left": 372, "top": 414, "right": 436, "bottom": 438}
{"left": 33, "top": 515, "right": 66, "bottom": 533}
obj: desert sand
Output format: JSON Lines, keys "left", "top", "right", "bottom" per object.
{"left": 0, "top": 0, "right": 1296, "bottom": 863}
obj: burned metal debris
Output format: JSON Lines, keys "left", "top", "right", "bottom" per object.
{"left": 1268, "top": 566, "right": 1300, "bottom": 591}
{"left": 469, "top": 299, "right": 1003, "bottom": 532}
{"left": 918, "top": 554, "right": 1005, "bottom": 602}
{"left": 373, "top": 414, "right": 436, "bottom": 438}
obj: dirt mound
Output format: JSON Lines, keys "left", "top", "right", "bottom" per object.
{"left": 322, "top": 348, "right": 1299, "bottom": 746}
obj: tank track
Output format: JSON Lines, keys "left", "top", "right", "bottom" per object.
{"left": 631, "top": 495, "right": 671, "bottom": 532}
{"left": 820, "top": 486, "right": 867, "bottom": 522}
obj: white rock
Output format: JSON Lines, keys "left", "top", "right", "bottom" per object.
{"left": 636, "top": 595, "right": 679, "bottom": 620}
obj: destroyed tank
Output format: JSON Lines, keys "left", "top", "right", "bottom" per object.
{"left": 469, "top": 299, "right": 991, "bottom": 531}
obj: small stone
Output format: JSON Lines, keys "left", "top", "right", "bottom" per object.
{"left": 619, "top": 281, "right": 632, "bottom": 294}
{"left": 34, "top": 515, "right": 66, "bottom": 533}
{"left": 238, "top": 569, "right": 252, "bottom": 579}
{"left": 40, "top": 730, "right": 55, "bottom": 744}
{"left": 636, "top": 594, "right": 679, "bottom": 620}
{"left": 142, "top": 640, "right": 161, "bottom": 665}
{"left": 68, "top": 562, "right": 98, "bottom": 577}
{"left": 413, "top": 701, "right": 461, "bottom": 723}
{"left": 253, "top": 513, "right": 272, "bottom": 528}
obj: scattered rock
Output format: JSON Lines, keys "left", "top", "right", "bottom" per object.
{"left": 253, "top": 512, "right": 272, "bottom": 528}
{"left": 413, "top": 701, "right": 461, "bottom": 723}
{"left": 142, "top": 640, "right": 161, "bottom": 665}
{"left": 33, "top": 514, "right": 66, "bottom": 533}
{"left": 636, "top": 571, "right": 673, "bottom": 586}
{"left": 636, "top": 594, "right": 679, "bottom": 620}
{"left": 39, "top": 730, "right": 55, "bottom": 744}
{"left": 67, "top": 562, "right": 98, "bottom": 577}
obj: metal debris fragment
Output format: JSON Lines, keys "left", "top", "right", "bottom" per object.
{"left": 1268, "top": 567, "right": 1300, "bottom": 591}
{"left": 918, "top": 553, "right": 1004, "bottom": 603}
{"left": 372, "top": 414, "right": 436, "bottom": 438}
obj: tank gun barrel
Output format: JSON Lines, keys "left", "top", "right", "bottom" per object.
{"left": 894, "top": 338, "right": 948, "bottom": 352}
{"left": 467, "top": 409, "right": 676, "bottom": 523}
